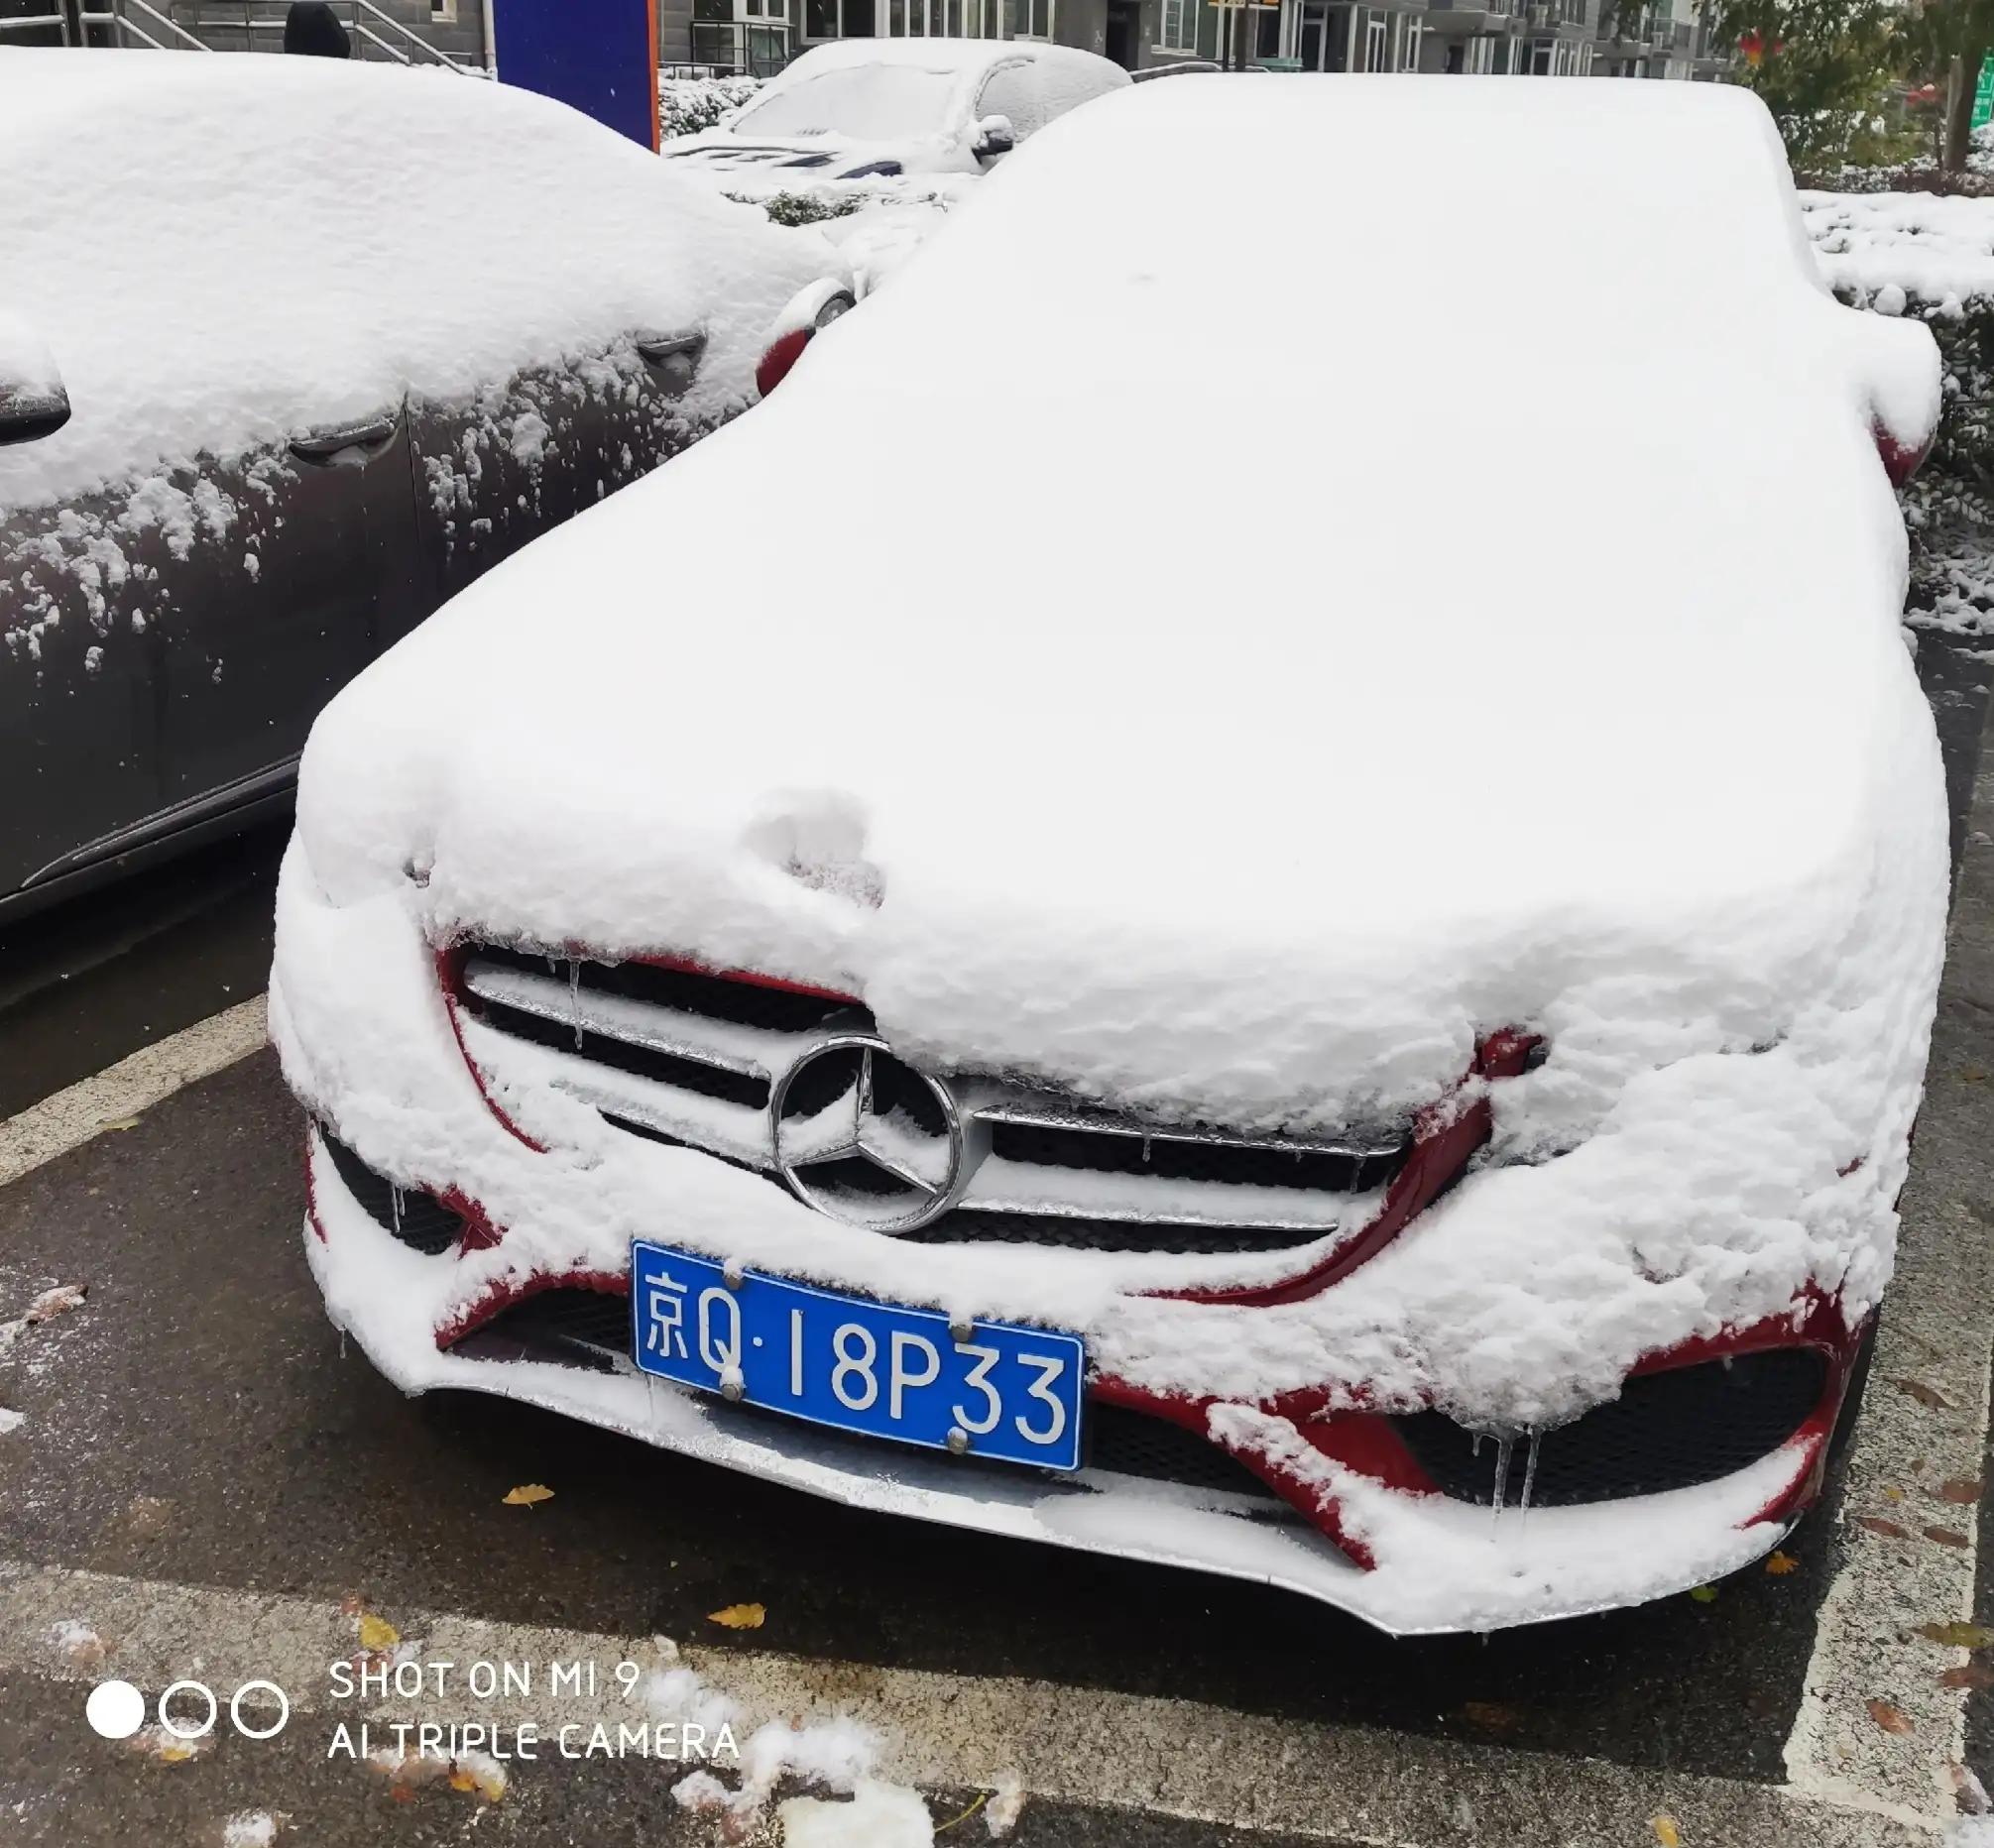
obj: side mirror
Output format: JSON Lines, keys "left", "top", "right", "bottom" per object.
{"left": 971, "top": 113, "right": 1016, "bottom": 161}
{"left": 0, "top": 320, "right": 69, "bottom": 447}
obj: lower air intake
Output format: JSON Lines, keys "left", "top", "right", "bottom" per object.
{"left": 1394, "top": 1347, "right": 1828, "bottom": 1508}
{"left": 320, "top": 1132, "right": 463, "bottom": 1256}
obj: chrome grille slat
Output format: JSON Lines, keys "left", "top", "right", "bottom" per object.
{"left": 463, "top": 959, "right": 826, "bottom": 1080}
{"left": 453, "top": 947, "right": 1415, "bottom": 1253}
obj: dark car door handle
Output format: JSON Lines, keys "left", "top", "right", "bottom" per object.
{"left": 290, "top": 412, "right": 400, "bottom": 463}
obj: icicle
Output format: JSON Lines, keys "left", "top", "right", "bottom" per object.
{"left": 1519, "top": 1427, "right": 1541, "bottom": 1520}
{"left": 1489, "top": 1434, "right": 1513, "bottom": 1532}
{"left": 1141, "top": 1132, "right": 1151, "bottom": 1164}
{"left": 568, "top": 957, "right": 584, "bottom": 1050}
{"left": 1471, "top": 1431, "right": 1483, "bottom": 1459}
{"left": 391, "top": 1185, "right": 405, "bottom": 1234}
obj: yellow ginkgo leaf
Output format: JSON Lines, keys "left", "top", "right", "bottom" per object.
{"left": 1653, "top": 1816, "right": 1683, "bottom": 1847}
{"left": 1765, "top": 1552, "right": 1800, "bottom": 1576}
{"left": 502, "top": 1484, "right": 554, "bottom": 1507}
{"left": 358, "top": 1613, "right": 400, "bottom": 1652}
{"left": 450, "top": 1757, "right": 507, "bottom": 1800}
{"left": 707, "top": 1602, "right": 765, "bottom": 1630}
{"left": 1688, "top": 1585, "right": 1718, "bottom": 1604}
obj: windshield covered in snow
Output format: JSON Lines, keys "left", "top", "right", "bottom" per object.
{"left": 730, "top": 65, "right": 957, "bottom": 141}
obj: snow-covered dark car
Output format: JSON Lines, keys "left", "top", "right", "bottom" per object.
{"left": 277, "top": 77, "right": 1946, "bottom": 1635}
{"left": 0, "top": 52, "right": 846, "bottom": 918}
{"left": 661, "top": 38, "right": 1128, "bottom": 184}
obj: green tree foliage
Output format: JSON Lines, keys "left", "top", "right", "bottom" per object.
{"left": 1708, "top": 0, "right": 1903, "bottom": 168}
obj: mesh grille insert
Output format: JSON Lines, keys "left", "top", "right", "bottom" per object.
{"left": 320, "top": 1132, "right": 462, "bottom": 1256}
{"left": 1394, "top": 1347, "right": 1828, "bottom": 1508}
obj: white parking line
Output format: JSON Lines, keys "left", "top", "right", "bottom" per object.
{"left": 1783, "top": 722, "right": 1994, "bottom": 1828}
{"left": 0, "top": 1559, "right": 1934, "bottom": 1847}
{"left": 0, "top": 995, "right": 267, "bottom": 1190}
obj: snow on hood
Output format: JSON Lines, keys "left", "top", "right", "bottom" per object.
{"left": 297, "top": 77, "right": 1945, "bottom": 1170}
{"left": 0, "top": 51, "right": 838, "bottom": 514}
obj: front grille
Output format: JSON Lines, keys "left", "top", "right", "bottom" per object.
{"left": 320, "top": 1132, "right": 463, "bottom": 1255}
{"left": 452, "top": 944, "right": 1412, "bottom": 1256}
{"left": 1394, "top": 1347, "right": 1828, "bottom": 1508}
{"left": 450, "top": 1287, "right": 1281, "bottom": 1503}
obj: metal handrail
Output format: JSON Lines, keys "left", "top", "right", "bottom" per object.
{"left": 350, "top": 0, "right": 460, "bottom": 67}
{"left": 83, "top": 0, "right": 213, "bottom": 49}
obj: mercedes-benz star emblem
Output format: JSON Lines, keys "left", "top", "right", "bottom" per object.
{"left": 769, "top": 1035, "right": 972, "bottom": 1234}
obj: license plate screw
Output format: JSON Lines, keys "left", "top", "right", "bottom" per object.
{"left": 946, "top": 1426, "right": 970, "bottom": 1455}
{"left": 722, "top": 1377, "right": 745, "bottom": 1403}
{"left": 723, "top": 1261, "right": 745, "bottom": 1290}
{"left": 949, "top": 1318, "right": 973, "bottom": 1343}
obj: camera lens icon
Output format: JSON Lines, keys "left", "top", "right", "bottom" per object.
{"left": 85, "top": 1680, "right": 146, "bottom": 1740}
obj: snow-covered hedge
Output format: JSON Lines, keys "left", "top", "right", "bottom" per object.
{"left": 658, "top": 74, "right": 762, "bottom": 141}
{"left": 1802, "top": 188, "right": 1994, "bottom": 634}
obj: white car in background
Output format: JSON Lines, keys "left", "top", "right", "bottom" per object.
{"left": 661, "top": 38, "right": 1129, "bottom": 185}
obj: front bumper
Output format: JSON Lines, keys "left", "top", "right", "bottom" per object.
{"left": 305, "top": 1123, "right": 1829, "bottom": 1637}
{"left": 275, "top": 845, "right": 1879, "bottom": 1637}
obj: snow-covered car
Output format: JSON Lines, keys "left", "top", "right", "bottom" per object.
{"left": 278, "top": 77, "right": 1946, "bottom": 1635}
{"left": 660, "top": 37, "right": 1129, "bottom": 184}
{"left": 0, "top": 52, "right": 847, "bottom": 918}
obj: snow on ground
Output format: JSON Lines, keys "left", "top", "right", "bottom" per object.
{"left": 275, "top": 68, "right": 1949, "bottom": 1596}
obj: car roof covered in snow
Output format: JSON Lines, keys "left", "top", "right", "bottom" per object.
{"left": 755, "top": 34, "right": 1124, "bottom": 83}
{"left": 0, "top": 51, "right": 836, "bottom": 512}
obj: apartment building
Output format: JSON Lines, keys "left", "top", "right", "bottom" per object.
{"left": 666, "top": 0, "right": 1724, "bottom": 81}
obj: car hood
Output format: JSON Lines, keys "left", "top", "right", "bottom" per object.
{"left": 297, "top": 85, "right": 1946, "bottom": 1142}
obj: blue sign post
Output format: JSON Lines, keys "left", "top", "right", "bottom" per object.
{"left": 492, "top": 0, "right": 659, "bottom": 152}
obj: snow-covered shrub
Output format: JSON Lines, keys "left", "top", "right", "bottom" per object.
{"left": 1802, "top": 188, "right": 1994, "bottom": 632}
{"left": 742, "top": 189, "right": 867, "bottom": 227}
{"left": 658, "top": 74, "right": 762, "bottom": 141}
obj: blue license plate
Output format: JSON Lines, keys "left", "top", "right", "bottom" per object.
{"left": 630, "top": 1241, "right": 1085, "bottom": 1471}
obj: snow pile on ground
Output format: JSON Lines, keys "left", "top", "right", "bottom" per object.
{"left": 1801, "top": 187, "right": 1994, "bottom": 309}
{"left": 0, "top": 52, "right": 827, "bottom": 520}
{"left": 276, "top": 77, "right": 1948, "bottom": 1625}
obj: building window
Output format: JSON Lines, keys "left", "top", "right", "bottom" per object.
{"left": 430, "top": 0, "right": 456, "bottom": 18}
{"left": 1159, "top": 0, "right": 1197, "bottom": 49}
{"left": 1009, "top": 0, "right": 1053, "bottom": 34}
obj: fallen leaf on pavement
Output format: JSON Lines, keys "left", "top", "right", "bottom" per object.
{"left": 357, "top": 1613, "right": 400, "bottom": 1652}
{"left": 1851, "top": 1517, "right": 1912, "bottom": 1540}
{"left": 1883, "top": 1485, "right": 1908, "bottom": 1503}
{"left": 1940, "top": 1663, "right": 1994, "bottom": 1690}
{"left": 1890, "top": 1378, "right": 1951, "bottom": 1410}
{"left": 1867, "top": 1698, "right": 1914, "bottom": 1735}
{"left": 1940, "top": 1479, "right": 1983, "bottom": 1504}
{"left": 1917, "top": 1622, "right": 1994, "bottom": 1649}
{"left": 102, "top": 1116, "right": 142, "bottom": 1133}
{"left": 1461, "top": 1700, "right": 1523, "bottom": 1733}
{"left": 24, "top": 1284, "right": 86, "bottom": 1325}
{"left": 448, "top": 1754, "right": 507, "bottom": 1801}
{"left": 706, "top": 1602, "right": 765, "bottom": 1630}
{"left": 1766, "top": 1551, "right": 1800, "bottom": 1575}
{"left": 1925, "top": 1527, "right": 1971, "bottom": 1550}
{"left": 501, "top": 1485, "right": 553, "bottom": 1507}
{"left": 1688, "top": 1585, "right": 1718, "bottom": 1604}
{"left": 1652, "top": 1816, "right": 1682, "bottom": 1847}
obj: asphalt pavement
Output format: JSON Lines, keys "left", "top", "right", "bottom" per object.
{"left": 0, "top": 630, "right": 1989, "bottom": 1846}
